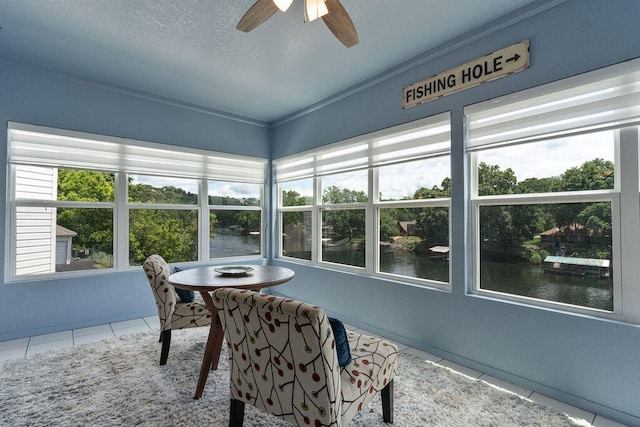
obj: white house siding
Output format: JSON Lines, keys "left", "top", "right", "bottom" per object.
{"left": 14, "top": 166, "right": 57, "bottom": 275}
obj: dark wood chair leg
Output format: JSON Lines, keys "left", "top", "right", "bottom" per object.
{"left": 209, "top": 315, "right": 225, "bottom": 370}
{"left": 160, "top": 329, "right": 171, "bottom": 365}
{"left": 381, "top": 379, "right": 394, "bottom": 423}
{"left": 229, "top": 398, "right": 245, "bottom": 427}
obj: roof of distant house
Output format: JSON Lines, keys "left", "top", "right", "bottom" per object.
{"left": 56, "top": 225, "right": 78, "bottom": 237}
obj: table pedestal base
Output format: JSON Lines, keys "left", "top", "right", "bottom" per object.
{"left": 193, "top": 291, "right": 224, "bottom": 399}
{"left": 168, "top": 265, "right": 295, "bottom": 399}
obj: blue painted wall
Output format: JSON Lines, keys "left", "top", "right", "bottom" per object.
{"left": 0, "top": 58, "right": 270, "bottom": 340}
{"left": 270, "top": 0, "right": 640, "bottom": 424}
{"left": 1, "top": 0, "right": 639, "bottom": 424}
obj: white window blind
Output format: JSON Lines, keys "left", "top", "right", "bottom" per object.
{"left": 466, "top": 58, "right": 640, "bottom": 150}
{"left": 8, "top": 123, "right": 266, "bottom": 183}
{"left": 275, "top": 112, "right": 450, "bottom": 182}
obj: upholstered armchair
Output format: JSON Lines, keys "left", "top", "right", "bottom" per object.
{"left": 211, "top": 288, "right": 398, "bottom": 427}
{"left": 143, "top": 254, "right": 212, "bottom": 365}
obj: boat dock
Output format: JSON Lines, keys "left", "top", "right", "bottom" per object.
{"left": 543, "top": 255, "right": 610, "bottom": 278}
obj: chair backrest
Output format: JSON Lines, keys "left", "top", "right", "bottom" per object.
{"left": 212, "top": 288, "right": 343, "bottom": 426}
{"left": 143, "top": 254, "right": 177, "bottom": 330}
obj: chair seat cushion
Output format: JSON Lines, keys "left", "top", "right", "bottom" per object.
{"left": 339, "top": 332, "right": 398, "bottom": 423}
{"left": 171, "top": 301, "right": 211, "bottom": 329}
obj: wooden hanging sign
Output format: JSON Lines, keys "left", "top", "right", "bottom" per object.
{"left": 403, "top": 40, "right": 530, "bottom": 109}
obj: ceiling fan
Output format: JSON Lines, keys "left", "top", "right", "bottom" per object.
{"left": 237, "top": 0, "right": 359, "bottom": 48}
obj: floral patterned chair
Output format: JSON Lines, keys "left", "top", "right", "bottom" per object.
{"left": 143, "top": 254, "right": 212, "bottom": 365}
{"left": 211, "top": 288, "right": 398, "bottom": 427}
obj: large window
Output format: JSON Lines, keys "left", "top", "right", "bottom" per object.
{"left": 128, "top": 175, "right": 200, "bottom": 265}
{"left": 14, "top": 166, "right": 115, "bottom": 274}
{"left": 275, "top": 113, "right": 451, "bottom": 288}
{"left": 208, "top": 181, "right": 263, "bottom": 258}
{"left": 466, "top": 59, "right": 640, "bottom": 322}
{"left": 7, "top": 124, "right": 266, "bottom": 279}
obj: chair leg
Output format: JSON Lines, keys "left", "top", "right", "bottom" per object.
{"left": 381, "top": 379, "right": 394, "bottom": 424}
{"left": 229, "top": 398, "right": 245, "bottom": 427}
{"left": 160, "top": 329, "right": 171, "bottom": 365}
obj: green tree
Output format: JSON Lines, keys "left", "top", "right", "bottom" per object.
{"left": 551, "top": 159, "right": 614, "bottom": 239}
{"left": 561, "top": 158, "right": 614, "bottom": 191}
{"left": 126, "top": 181, "right": 200, "bottom": 263}
{"left": 415, "top": 207, "right": 449, "bottom": 247}
{"left": 564, "top": 158, "right": 613, "bottom": 206}
{"left": 577, "top": 202, "right": 612, "bottom": 248}
{"left": 282, "top": 190, "right": 307, "bottom": 207}
{"left": 379, "top": 210, "right": 399, "bottom": 242}
{"left": 477, "top": 163, "right": 526, "bottom": 255}
{"left": 58, "top": 169, "right": 114, "bottom": 202}
{"left": 516, "top": 176, "right": 562, "bottom": 194}
{"left": 129, "top": 183, "right": 197, "bottom": 204}
{"left": 236, "top": 210, "right": 261, "bottom": 234}
{"left": 56, "top": 170, "right": 115, "bottom": 253}
{"left": 414, "top": 177, "right": 451, "bottom": 199}
{"left": 129, "top": 209, "right": 198, "bottom": 264}
{"left": 281, "top": 190, "right": 306, "bottom": 228}
{"left": 322, "top": 186, "right": 367, "bottom": 241}
{"left": 478, "top": 158, "right": 614, "bottom": 262}
{"left": 323, "top": 210, "right": 365, "bottom": 241}
{"left": 322, "top": 186, "right": 367, "bottom": 204}
{"left": 508, "top": 204, "right": 540, "bottom": 243}
{"left": 478, "top": 163, "right": 517, "bottom": 196}
{"left": 208, "top": 195, "right": 259, "bottom": 206}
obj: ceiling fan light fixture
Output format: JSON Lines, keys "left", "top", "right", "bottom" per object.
{"left": 273, "top": 0, "right": 293, "bottom": 12}
{"left": 304, "top": 0, "right": 328, "bottom": 22}
{"left": 238, "top": 0, "right": 358, "bottom": 47}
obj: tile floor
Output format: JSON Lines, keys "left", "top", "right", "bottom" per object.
{"left": 0, "top": 318, "right": 629, "bottom": 427}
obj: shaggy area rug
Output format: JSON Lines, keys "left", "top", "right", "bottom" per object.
{"left": 0, "top": 328, "right": 588, "bottom": 426}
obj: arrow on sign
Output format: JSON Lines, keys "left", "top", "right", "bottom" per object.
{"left": 506, "top": 53, "right": 521, "bottom": 63}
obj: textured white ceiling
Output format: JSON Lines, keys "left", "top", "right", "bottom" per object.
{"left": 0, "top": 0, "right": 541, "bottom": 122}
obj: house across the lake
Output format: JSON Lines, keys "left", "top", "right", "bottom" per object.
{"left": 539, "top": 225, "right": 591, "bottom": 244}
{"left": 397, "top": 220, "right": 416, "bottom": 236}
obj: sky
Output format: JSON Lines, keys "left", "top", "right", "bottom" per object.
{"left": 477, "top": 130, "right": 614, "bottom": 181}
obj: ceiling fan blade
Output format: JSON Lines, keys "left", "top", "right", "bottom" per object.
{"left": 322, "top": 0, "right": 359, "bottom": 47}
{"left": 237, "top": 0, "right": 279, "bottom": 32}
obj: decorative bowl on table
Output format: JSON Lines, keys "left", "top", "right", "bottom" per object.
{"left": 214, "top": 266, "right": 254, "bottom": 276}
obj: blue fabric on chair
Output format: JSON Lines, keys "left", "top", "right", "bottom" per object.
{"left": 329, "top": 317, "right": 352, "bottom": 367}
{"left": 171, "top": 267, "right": 194, "bottom": 303}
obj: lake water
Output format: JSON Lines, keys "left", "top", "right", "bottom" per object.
{"left": 382, "top": 253, "right": 613, "bottom": 311}
{"left": 210, "top": 231, "right": 260, "bottom": 258}
{"left": 480, "top": 260, "right": 613, "bottom": 311}
{"left": 223, "top": 237, "right": 614, "bottom": 312}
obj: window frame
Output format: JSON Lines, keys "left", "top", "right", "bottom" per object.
{"left": 468, "top": 176, "right": 622, "bottom": 319}
{"left": 6, "top": 123, "right": 266, "bottom": 281}
{"left": 465, "top": 58, "right": 640, "bottom": 323}
{"left": 275, "top": 114, "right": 452, "bottom": 290}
